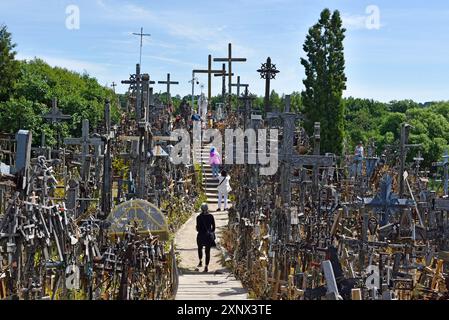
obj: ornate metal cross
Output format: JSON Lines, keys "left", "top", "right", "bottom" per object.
{"left": 258, "top": 57, "right": 280, "bottom": 114}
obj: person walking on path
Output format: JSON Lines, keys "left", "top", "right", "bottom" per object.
{"left": 196, "top": 203, "right": 216, "bottom": 273}
{"left": 217, "top": 170, "right": 231, "bottom": 211}
{"left": 209, "top": 147, "right": 221, "bottom": 178}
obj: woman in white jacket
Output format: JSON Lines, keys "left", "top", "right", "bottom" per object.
{"left": 217, "top": 170, "right": 231, "bottom": 211}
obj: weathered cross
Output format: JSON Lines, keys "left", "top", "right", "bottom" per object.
{"left": 157, "top": 73, "right": 179, "bottom": 103}
{"left": 122, "top": 64, "right": 155, "bottom": 121}
{"left": 214, "top": 63, "right": 234, "bottom": 102}
{"left": 193, "top": 55, "right": 224, "bottom": 104}
{"left": 111, "top": 82, "right": 117, "bottom": 93}
{"left": 363, "top": 174, "right": 416, "bottom": 226}
{"left": 231, "top": 76, "right": 249, "bottom": 97}
{"left": 258, "top": 57, "right": 280, "bottom": 114}
{"left": 64, "top": 119, "right": 104, "bottom": 182}
{"left": 42, "top": 98, "right": 72, "bottom": 149}
{"left": 43, "top": 98, "right": 72, "bottom": 124}
{"left": 433, "top": 150, "right": 449, "bottom": 196}
{"left": 213, "top": 43, "right": 247, "bottom": 107}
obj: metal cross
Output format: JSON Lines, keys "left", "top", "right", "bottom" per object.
{"left": 258, "top": 57, "right": 280, "bottom": 114}
{"left": 132, "top": 27, "right": 151, "bottom": 67}
{"left": 157, "top": 73, "right": 179, "bottom": 103}
{"left": 214, "top": 63, "right": 234, "bottom": 101}
{"left": 193, "top": 54, "right": 224, "bottom": 104}
{"left": 363, "top": 174, "right": 416, "bottom": 226}
{"left": 213, "top": 43, "right": 247, "bottom": 107}
{"left": 231, "top": 76, "right": 249, "bottom": 97}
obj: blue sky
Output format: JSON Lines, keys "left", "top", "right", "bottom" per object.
{"left": 1, "top": 0, "right": 448, "bottom": 102}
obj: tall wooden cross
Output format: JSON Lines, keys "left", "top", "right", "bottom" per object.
{"left": 214, "top": 63, "right": 234, "bottom": 102}
{"left": 213, "top": 43, "right": 247, "bottom": 107}
{"left": 111, "top": 82, "right": 117, "bottom": 93}
{"left": 258, "top": 57, "right": 280, "bottom": 114}
{"left": 193, "top": 55, "right": 224, "bottom": 104}
{"left": 231, "top": 75, "right": 249, "bottom": 97}
{"left": 158, "top": 73, "right": 179, "bottom": 103}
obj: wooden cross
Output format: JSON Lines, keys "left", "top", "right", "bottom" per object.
{"left": 64, "top": 119, "right": 104, "bottom": 182}
{"left": 258, "top": 57, "right": 280, "bottom": 114}
{"left": 214, "top": 43, "right": 247, "bottom": 108}
{"left": 214, "top": 63, "right": 234, "bottom": 101}
{"left": 43, "top": 98, "right": 72, "bottom": 124}
{"left": 157, "top": 73, "right": 179, "bottom": 103}
{"left": 122, "top": 64, "right": 155, "bottom": 121}
{"left": 193, "top": 54, "right": 224, "bottom": 104}
{"left": 111, "top": 82, "right": 117, "bottom": 93}
{"left": 433, "top": 150, "right": 449, "bottom": 196}
{"left": 231, "top": 76, "right": 249, "bottom": 97}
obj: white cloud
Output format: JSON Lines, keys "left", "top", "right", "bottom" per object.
{"left": 342, "top": 14, "right": 369, "bottom": 30}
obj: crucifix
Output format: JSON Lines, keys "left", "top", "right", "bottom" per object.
{"left": 258, "top": 57, "right": 280, "bottom": 114}
{"left": 132, "top": 27, "right": 151, "bottom": 67}
{"left": 193, "top": 55, "right": 224, "bottom": 105}
{"left": 214, "top": 63, "right": 234, "bottom": 102}
{"left": 231, "top": 76, "right": 249, "bottom": 97}
{"left": 111, "top": 82, "right": 117, "bottom": 93}
{"left": 213, "top": 43, "right": 247, "bottom": 108}
{"left": 43, "top": 98, "right": 72, "bottom": 148}
{"left": 157, "top": 73, "right": 179, "bottom": 104}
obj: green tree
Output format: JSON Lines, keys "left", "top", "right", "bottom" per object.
{"left": 300, "top": 8, "right": 347, "bottom": 155}
{"left": 0, "top": 25, "right": 20, "bottom": 101}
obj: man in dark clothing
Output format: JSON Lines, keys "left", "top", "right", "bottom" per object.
{"left": 196, "top": 203, "right": 216, "bottom": 273}
{"left": 180, "top": 100, "right": 191, "bottom": 126}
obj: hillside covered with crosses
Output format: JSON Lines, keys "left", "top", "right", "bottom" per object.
{"left": 1, "top": 3, "right": 449, "bottom": 303}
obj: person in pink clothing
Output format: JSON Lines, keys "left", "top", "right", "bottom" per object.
{"left": 209, "top": 147, "right": 221, "bottom": 178}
